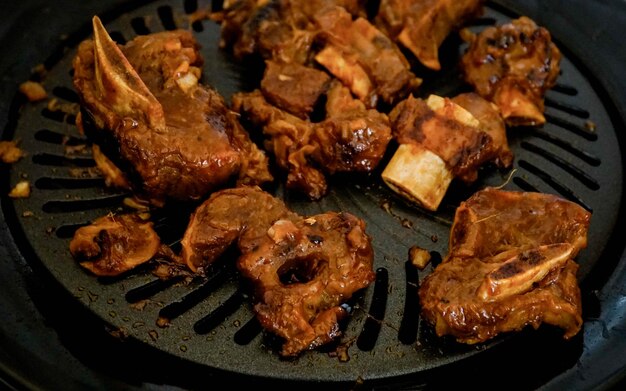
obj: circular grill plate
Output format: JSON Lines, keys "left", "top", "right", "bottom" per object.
{"left": 4, "top": 0, "right": 624, "bottom": 386}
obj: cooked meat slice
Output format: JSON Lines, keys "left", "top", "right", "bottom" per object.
{"left": 452, "top": 92, "right": 513, "bottom": 168}
{"left": 234, "top": 83, "right": 392, "bottom": 199}
{"left": 237, "top": 211, "right": 375, "bottom": 357}
{"left": 260, "top": 60, "right": 331, "bottom": 119}
{"left": 69, "top": 214, "right": 160, "bottom": 277}
{"left": 419, "top": 188, "right": 591, "bottom": 344}
{"left": 314, "top": 6, "right": 421, "bottom": 106}
{"left": 217, "top": 0, "right": 366, "bottom": 63}
{"left": 375, "top": 0, "right": 484, "bottom": 70}
{"left": 73, "top": 17, "right": 272, "bottom": 206}
{"left": 461, "top": 16, "right": 561, "bottom": 126}
{"left": 383, "top": 94, "right": 507, "bottom": 210}
{"left": 181, "top": 186, "right": 298, "bottom": 273}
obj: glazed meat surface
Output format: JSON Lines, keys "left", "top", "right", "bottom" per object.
{"left": 180, "top": 186, "right": 375, "bottom": 356}
{"left": 461, "top": 16, "right": 561, "bottom": 126}
{"left": 238, "top": 211, "right": 375, "bottom": 357}
{"left": 419, "top": 188, "right": 591, "bottom": 343}
{"left": 73, "top": 17, "right": 272, "bottom": 206}
{"left": 376, "top": 0, "right": 484, "bottom": 70}
{"left": 234, "top": 81, "right": 392, "bottom": 199}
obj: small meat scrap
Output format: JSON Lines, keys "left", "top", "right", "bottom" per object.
{"left": 461, "top": 16, "right": 561, "bottom": 126}
{"left": 69, "top": 214, "right": 161, "bottom": 277}
{"left": 382, "top": 93, "right": 511, "bottom": 211}
{"left": 0, "top": 141, "right": 26, "bottom": 164}
{"left": 419, "top": 187, "right": 591, "bottom": 344}
{"left": 181, "top": 186, "right": 376, "bottom": 356}
{"left": 19, "top": 80, "right": 47, "bottom": 102}
{"left": 375, "top": 0, "right": 485, "bottom": 70}
{"left": 409, "top": 246, "right": 431, "bottom": 270}
{"left": 314, "top": 6, "right": 421, "bottom": 106}
{"left": 260, "top": 60, "right": 331, "bottom": 119}
{"left": 234, "top": 80, "right": 392, "bottom": 200}
{"left": 9, "top": 181, "right": 31, "bottom": 198}
{"left": 72, "top": 17, "right": 272, "bottom": 207}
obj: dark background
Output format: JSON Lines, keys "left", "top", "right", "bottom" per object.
{"left": 1, "top": 1, "right": 626, "bottom": 390}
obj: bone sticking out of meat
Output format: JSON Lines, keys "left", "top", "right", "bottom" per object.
{"left": 419, "top": 188, "right": 591, "bottom": 344}
{"left": 181, "top": 186, "right": 376, "bottom": 356}
{"left": 73, "top": 17, "right": 272, "bottom": 206}
{"left": 382, "top": 94, "right": 499, "bottom": 211}
{"left": 69, "top": 214, "right": 161, "bottom": 277}
{"left": 375, "top": 0, "right": 485, "bottom": 71}
{"left": 461, "top": 16, "right": 561, "bottom": 126}
{"left": 313, "top": 6, "right": 421, "bottom": 107}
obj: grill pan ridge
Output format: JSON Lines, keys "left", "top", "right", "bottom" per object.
{"left": 1, "top": 0, "right": 626, "bottom": 390}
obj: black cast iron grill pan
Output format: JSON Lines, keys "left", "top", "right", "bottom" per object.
{"left": 2, "top": 0, "right": 626, "bottom": 389}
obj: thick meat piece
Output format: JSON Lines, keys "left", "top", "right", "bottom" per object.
{"left": 419, "top": 188, "right": 591, "bottom": 343}
{"left": 69, "top": 214, "right": 160, "bottom": 276}
{"left": 260, "top": 60, "right": 331, "bottom": 118}
{"left": 461, "top": 16, "right": 562, "bottom": 126}
{"left": 238, "top": 211, "right": 375, "bottom": 356}
{"left": 180, "top": 186, "right": 376, "bottom": 356}
{"left": 73, "top": 17, "right": 272, "bottom": 206}
{"left": 233, "top": 82, "right": 391, "bottom": 199}
{"left": 376, "top": 0, "right": 484, "bottom": 70}
{"left": 217, "top": 0, "right": 366, "bottom": 63}
{"left": 314, "top": 6, "right": 421, "bottom": 106}
{"left": 181, "top": 186, "right": 297, "bottom": 273}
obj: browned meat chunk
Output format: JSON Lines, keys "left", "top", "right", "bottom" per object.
{"left": 376, "top": 0, "right": 485, "bottom": 70}
{"left": 419, "top": 188, "right": 591, "bottom": 344}
{"left": 69, "top": 214, "right": 160, "bottom": 276}
{"left": 451, "top": 92, "right": 513, "bottom": 168}
{"left": 233, "top": 81, "right": 392, "bottom": 199}
{"left": 461, "top": 16, "right": 561, "bottom": 126}
{"left": 238, "top": 211, "right": 375, "bottom": 357}
{"left": 260, "top": 60, "right": 331, "bottom": 118}
{"left": 217, "top": 0, "right": 366, "bottom": 63}
{"left": 180, "top": 186, "right": 375, "bottom": 356}
{"left": 314, "top": 6, "right": 421, "bottom": 106}
{"left": 181, "top": 186, "right": 298, "bottom": 273}
{"left": 72, "top": 17, "right": 272, "bottom": 206}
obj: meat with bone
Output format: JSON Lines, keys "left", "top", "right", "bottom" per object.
{"left": 419, "top": 188, "right": 590, "bottom": 344}
{"left": 382, "top": 93, "right": 512, "bottom": 211}
{"left": 181, "top": 185, "right": 375, "bottom": 356}
{"left": 72, "top": 17, "right": 272, "bottom": 207}
{"left": 313, "top": 5, "right": 422, "bottom": 106}
{"left": 375, "top": 0, "right": 485, "bottom": 71}
{"left": 233, "top": 80, "right": 392, "bottom": 199}
{"left": 461, "top": 16, "right": 562, "bottom": 127}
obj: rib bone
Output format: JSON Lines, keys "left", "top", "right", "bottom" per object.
{"left": 92, "top": 16, "right": 165, "bottom": 129}
{"left": 477, "top": 243, "right": 575, "bottom": 301}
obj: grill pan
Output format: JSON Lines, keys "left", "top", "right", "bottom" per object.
{"left": 1, "top": 0, "right": 626, "bottom": 389}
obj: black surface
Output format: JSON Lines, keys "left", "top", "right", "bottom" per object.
{"left": 1, "top": 0, "right": 626, "bottom": 390}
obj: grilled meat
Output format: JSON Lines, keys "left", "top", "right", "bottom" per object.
{"left": 69, "top": 214, "right": 161, "bottom": 277}
{"left": 419, "top": 188, "right": 591, "bottom": 343}
{"left": 233, "top": 80, "right": 392, "bottom": 199}
{"left": 72, "top": 17, "right": 272, "bottom": 207}
{"left": 461, "top": 16, "right": 562, "bottom": 126}
{"left": 382, "top": 93, "right": 511, "bottom": 211}
{"left": 181, "top": 186, "right": 375, "bottom": 356}
{"left": 376, "top": 0, "right": 485, "bottom": 70}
